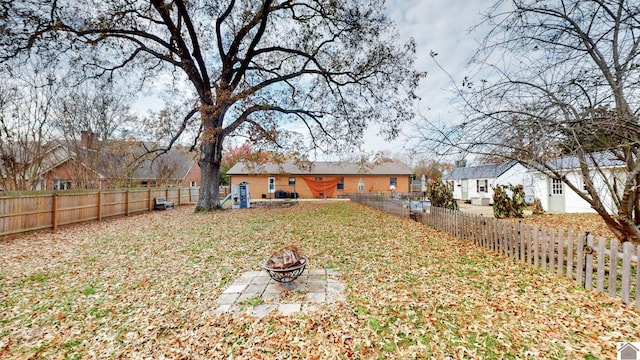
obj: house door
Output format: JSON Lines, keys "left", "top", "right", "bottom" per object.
{"left": 548, "top": 177, "right": 565, "bottom": 212}
{"left": 461, "top": 180, "right": 469, "bottom": 201}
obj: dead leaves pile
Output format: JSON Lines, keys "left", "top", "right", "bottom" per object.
{"left": 1, "top": 202, "right": 639, "bottom": 359}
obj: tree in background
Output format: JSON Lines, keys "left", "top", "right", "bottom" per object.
{"left": 0, "top": 65, "right": 60, "bottom": 191}
{"left": 2, "top": 0, "right": 422, "bottom": 211}
{"left": 427, "top": 0, "right": 640, "bottom": 243}
{"left": 219, "top": 142, "right": 271, "bottom": 186}
{"left": 413, "top": 159, "right": 451, "bottom": 184}
{"left": 53, "top": 81, "right": 135, "bottom": 189}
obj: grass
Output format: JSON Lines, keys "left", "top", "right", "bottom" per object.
{"left": 0, "top": 201, "right": 639, "bottom": 359}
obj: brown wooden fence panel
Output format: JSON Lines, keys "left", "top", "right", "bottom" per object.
{"left": 0, "top": 187, "right": 199, "bottom": 237}
{"left": 56, "top": 192, "right": 100, "bottom": 227}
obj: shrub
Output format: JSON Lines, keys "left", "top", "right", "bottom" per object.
{"left": 429, "top": 180, "right": 458, "bottom": 210}
{"left": 492, "top": 184, "right": 526, "bottom": 219}
{"left": 532, "top": 197, "right": 544, "bottom": 215}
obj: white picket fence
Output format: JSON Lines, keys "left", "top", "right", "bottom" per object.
{"left": 350, "top": 194, "right": 639, "bottom": 309}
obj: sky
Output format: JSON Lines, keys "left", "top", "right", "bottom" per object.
{"left": 128, "top": 1, "right": 493, "bottom": 161}
{"left": 362, "top": 0, "right": 492, "bottom": 157}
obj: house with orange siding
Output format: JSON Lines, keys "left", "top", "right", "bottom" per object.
{"left": 226, "top": 160, "right": 412, "bottom": 199}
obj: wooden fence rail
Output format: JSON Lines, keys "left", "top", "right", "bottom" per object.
{"left": 349, "top": 194, "right": 640, "bottom": 310}
{"left": 0, "top": 187, "right": 200, "bottom": 237}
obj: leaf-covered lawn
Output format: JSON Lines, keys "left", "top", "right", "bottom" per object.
{"left": 520, "top": 212, "right": 614, "bottom": 239}
{"left": 1, "top": 202, "right": 638, "bottom": 359}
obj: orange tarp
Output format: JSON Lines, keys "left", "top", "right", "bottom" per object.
{"left": 301, "top": 176, "right": 343, "bottom": 198}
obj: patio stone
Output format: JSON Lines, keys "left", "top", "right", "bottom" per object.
{"left": 212, "top": 269, "right": 345, "bottom": 318}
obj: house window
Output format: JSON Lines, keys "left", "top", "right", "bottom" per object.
{"left": 190, "top": 181, "right": 197, "bottom": 187}
{"left": 268, "top": 177, "right": 276, "bottom": 193}
{"left": 447, "top": 181, "right": 454, "bottom": 191}
{"left": 552, "top": 178, "right": 563, "bottom": 195}
{"left": 315, "top": 177, "right": 322, "bottom": 181}
{"left": 52, "top": 179, "right": 72, "bottom": 190}
{"left": 390, "top": 177, "right": 397, "bottom": 187}
{"left": 337, "top": 178, "right": 344, "bottom": 190}
{"left": 477, "top": 179, "right": 488, "bottom": 193}
{"left": 358, "top": 179, "right": 365, "bottom": 191}
{"left": 288, "top": 177, "right": 296, "bottom": 186}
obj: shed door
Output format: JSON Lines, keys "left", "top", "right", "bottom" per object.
{"left": 461, "top": 180, "right": 469, "bottom": 201}
{"left": 548, "top": 178, "right": 565, "bottom": 212}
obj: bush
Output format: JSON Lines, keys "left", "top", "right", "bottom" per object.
{"left": 429, "top": 180, "right": 458, "bottom": 210}
{"left": 532, "top": 197, "right": 544, "bottom": 215}
{"left": 492, "top": 184, "right": 526, "bottom": 219}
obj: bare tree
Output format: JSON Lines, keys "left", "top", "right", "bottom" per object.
{"left": 53, "top": 81, "right": 135, "bottom": 189}
{"left": 436, "top": 0, "right": 640, "bottom": 243}
{"left": 2, "top": 0, "right": 423, "bottom": 210}
{"left": 0, "top": 65, "right": 59, "bottom": 191}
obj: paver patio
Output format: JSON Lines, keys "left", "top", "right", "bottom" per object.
{"left": 212, "top": 268, "right": 345, "bottom": 317}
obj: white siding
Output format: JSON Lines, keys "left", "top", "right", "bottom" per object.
{"left": 531, "top": 167, "right": 623, "bottom": 213}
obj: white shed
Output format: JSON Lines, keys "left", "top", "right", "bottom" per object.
{"left": 443, "top": 161, "right": 531, "bottom": 205}
{"left": 528, "top": 153, "right": 625, "bottom": 213}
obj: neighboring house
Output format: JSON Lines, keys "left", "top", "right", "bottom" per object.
{"left": 39, "top": 144, "right": 108, "bottom": 190}
{"left": 127, "top": 147, "right": 201, "bottom": 188}
{"left": 1, "top": 139, "right": 202, "bottom": 191}
{"left": 527, "top": 152, "right": 625, "bottom": 213}
{"left": 443, "top": 161, "right": 530, "bottom": 205}
{"left": 226, "top": 160, "right": 412, "bottom": 199}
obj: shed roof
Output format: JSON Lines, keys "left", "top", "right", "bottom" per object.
{"left": 532, "top": 151, "right": 626, "bottom": 171}
{"left": 443, "top": 161, "right": 519, "bottom": 181}
{"left": 227, "top": 160, "right": 412, "bottom": 176}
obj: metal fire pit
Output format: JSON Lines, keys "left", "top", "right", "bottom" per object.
{"left": 262, "top": 256, "right": 307, "bottom": 290}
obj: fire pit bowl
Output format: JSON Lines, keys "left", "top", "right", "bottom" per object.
{"left": 262, "top": 256, "right": 308, "bottom": 284}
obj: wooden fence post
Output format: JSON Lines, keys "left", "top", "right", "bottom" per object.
{"left": 575, "top": 234, "right": 585, "bottom": 285}
{"left": 596, "top": 237, "right": 606, "bottom": 293}
{"left": 125, "top": 190, "right": 130, "bottom": 217}
{"left": 541, "top": 229, "right": 548, "bottom": 271}
{"left": 97, "top": 191, "right": 102, "bottom": 222}
{"left": 549, "top": 230, "right": 555, "bottom": 273}
{"left": 557, "top": 230, "right": 565, "bottom": 276}
{"left": 609, "top": 239, "right": 618, "bottom": 298}
{"left": 584, "top": 234, "right": 594, "bottom": 291}
{"left": 566, "top": 231, "right": 574, "bottom": 280}
{"left": 52, "top": 193, "right": 58, "bottom": 231}
{"left": 533, "top": 225, "right": 540, "bottom": 267}
{"left": 636, "top": 245, "right": 640, "bottom": 309}
{"left": 621, "top": 241, "right": 633, "bottom": 304}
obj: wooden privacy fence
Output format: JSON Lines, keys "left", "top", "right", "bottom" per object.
{"left": 0, "top": 187, "right": 200, "bottom": 237}
{"left": 350, "top": 194, "right": 640, "bottom": 310}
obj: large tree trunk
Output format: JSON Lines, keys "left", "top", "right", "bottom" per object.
{"left": 196, "top": 121, "right": 224, "bottom": 212}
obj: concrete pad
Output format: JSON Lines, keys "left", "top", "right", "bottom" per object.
{"left": 216, "top": 293, "right": 240, "bottom": 305}
{"left": 223, "top": 284, "right": 247, "bottom": 294}
{"left": 308, "top": 269, "right": 326, "bottom": 276}
{"left": 244, "top": 283, "right": 268, "bottom": 295}
{"left": 212, "top": 304, "right": 232, "bottom": 314}
{"left": 278, "top": 303, "right": 301, "bottom": 315}
{"left": 261, "top": 291, "right": 280, "bottom": 302}
{"left": 307, "top": 281, "right": 326, "bottom": 293}
{"left": 213, "top": 268, "right": 345, "bottom": 318}
{"left": 305, "top": 292, "right": 326, "bottom": 303}
{"left": 235, "top": 271, "right": 260, "bottom": 284}
{"left": 251, "top": 304, "right": 278, "bottom": 317}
